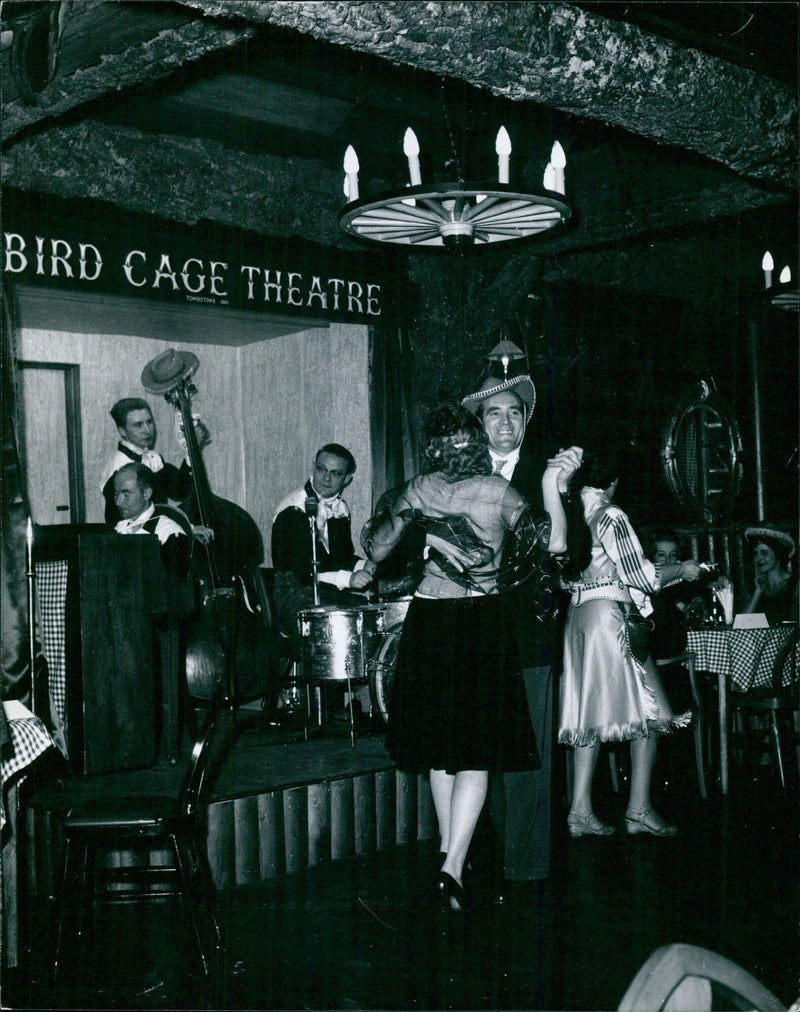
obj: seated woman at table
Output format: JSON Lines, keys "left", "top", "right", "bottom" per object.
{"left": 558, "top": 448, "right": 702, "bottom": 837}
{"left": 743, "top": 523, "right": 798, "bottom": 626}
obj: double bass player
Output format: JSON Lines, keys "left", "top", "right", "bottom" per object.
{"left": 140, "top": 348, "right": 278, "bottom": 708}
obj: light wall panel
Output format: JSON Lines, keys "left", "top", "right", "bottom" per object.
{"left": 240, "top": 322, "right": 371, "bottom": 564}
{"left": 14, "top": 292, "right": 371, "bottom": 566}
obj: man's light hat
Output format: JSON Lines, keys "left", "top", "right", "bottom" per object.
{"left": 461, "top": 374, "right": 537, "bottom": 426}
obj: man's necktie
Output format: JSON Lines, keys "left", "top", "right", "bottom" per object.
{"left": 493, "top": 458, "right": 507, "bottom": 474}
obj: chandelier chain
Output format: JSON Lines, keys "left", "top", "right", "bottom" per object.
{"left": 440, "top": 79, "right": 464, "bottom": 184}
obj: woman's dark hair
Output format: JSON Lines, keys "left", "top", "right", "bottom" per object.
{"left": 643, "top": 526, "right": 684, "bottom": 560}
{"left": 562, "top": 448, "right": 621, "bottom": 581}
{"left": 423, "top": 404, "right": 490, "bottom": 481}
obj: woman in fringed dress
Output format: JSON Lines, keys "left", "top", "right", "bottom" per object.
{"left": 558, "top": 448, "right": 701, "bottom": 838}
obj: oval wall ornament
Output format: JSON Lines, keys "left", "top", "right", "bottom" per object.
{"left": 661, "top": 379, "right": 743, "bottom": 522}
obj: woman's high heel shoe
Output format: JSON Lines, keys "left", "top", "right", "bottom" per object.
{"left": 624, "top": 808, "right": 677, "bottom": 837}
{"left": 436, "top": 872, "right": 467, "bottom": 912}
{"left": 567, "top": 812, "right": 615, "bottom": 838}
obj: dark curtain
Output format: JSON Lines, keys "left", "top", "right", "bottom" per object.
{"left": 369, "top": 323, "right": 417, "bottom": 506}
{"left": 1, "top": 283, "right": 32, "bottom": 711}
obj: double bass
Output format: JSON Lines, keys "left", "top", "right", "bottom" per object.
{"left": 141, "top": 348, "right": 280, "bottom": 705}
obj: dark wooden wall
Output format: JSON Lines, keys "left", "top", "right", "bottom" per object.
{"left": 403, "top": 256, "right": 798, "bottom": 531}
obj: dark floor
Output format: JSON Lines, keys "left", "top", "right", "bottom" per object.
{"left": 6, "top": 735, "right": 800, "bottom": 1012}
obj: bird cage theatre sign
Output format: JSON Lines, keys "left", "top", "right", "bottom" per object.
{"left": 2, "top": 192, "right": 397, "bottom": 325}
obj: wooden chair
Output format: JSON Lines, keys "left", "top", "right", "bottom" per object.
{"left": 658, "top": 652, "right": 708, "bottom": 798}
{"left": 729, "top": 625, "right": 799, "bottom": 789}
{"left": 618, "top": 943, "right": 785, "bottom": 1011}
{"left": 609, "top": 652, "right": 708, "bottom": 799}
{"left": 53, "top": 694, "right": 230, "bottom": 989}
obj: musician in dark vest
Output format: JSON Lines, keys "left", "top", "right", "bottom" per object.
{"left": 101, "top": 394, "right": 208, "bottom": 523}
{"left": 113, "top": 463, "right": 193, "bottom": 576}
{"left": 271, "top": 444, "right": 377, "bottom": 638}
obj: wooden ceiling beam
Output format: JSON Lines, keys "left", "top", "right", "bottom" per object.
{"left": 1, "top": 0, "right": 254, "bottom": 143}
{"left": 2, "top": 117, "right": 785, "bottom": 260}
{"left": 172, "top": 1, "right": 797, "bottom": 190}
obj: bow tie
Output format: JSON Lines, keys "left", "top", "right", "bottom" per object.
{"left": 315, "top": 497, "right": 347, "bottom": 530}
{"left": 115, "top": 517, "right": 144, "bottom": 535}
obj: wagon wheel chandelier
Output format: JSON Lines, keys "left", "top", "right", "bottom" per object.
{"left": 338, "top": 125, "right": 573, "bottom": 255}
{"left": 761, "top": 251, "right": 798, "bottom": 312}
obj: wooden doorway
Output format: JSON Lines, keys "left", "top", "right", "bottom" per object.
{"left": 18, "top": 361, "right": 85, "bottom": 526}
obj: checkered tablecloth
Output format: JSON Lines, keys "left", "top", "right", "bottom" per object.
{"left": 1, "top": 701, "right": 55, "bottom": 830}
{"left": 687, "top": 626, "right": 797, "bottom": 692}
{"left": 35, "top": 559, "right": 68, "bottom": 727}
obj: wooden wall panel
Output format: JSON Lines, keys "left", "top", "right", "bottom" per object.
{"left": 330, "top": 778, "right": 355, "bottom": 862}
{"left": 307, "top": 781, "right": 331, "bottom": 868}
{"left": 257, "top": 791, "right": 285, "bottom": 879}
{"left": 353, "top": 773, "right": 376, "bottom": 855}
{"left": 283, "top": 787, "right": 308, "bottom": 875}
{"left": 233, "top": 795, "right": 261, "bottom": 885}
{"left": 395, "top": 770, "right": 418, "bottom": 845}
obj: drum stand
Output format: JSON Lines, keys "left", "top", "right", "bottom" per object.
{"left": 307, "top": 508, "right": 321, "bottom": 608}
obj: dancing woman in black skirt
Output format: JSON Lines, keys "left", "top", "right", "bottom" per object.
{"left": 361, "top": 405, "right": 572, "bottom": 910}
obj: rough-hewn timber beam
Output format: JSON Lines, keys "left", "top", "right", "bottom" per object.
{"left": 174, "top": 1, "right": 796, "bottom": 190}
{"left": 2, "top": 119, "right": 786, "bottom": 255}
{"left": 1, "top": 2, "right": 253, "bottom": 144}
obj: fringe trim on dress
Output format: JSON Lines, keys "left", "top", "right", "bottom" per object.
{"left": 558, "top": 721, "right": 650, "bottom": 747}
{"left": 558, "top": 710, "right": 693, "bottom": 747}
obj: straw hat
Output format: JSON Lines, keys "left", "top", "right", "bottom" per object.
{"left": 744, "top": 523, "right": 796, "bottom": 558}
{"left": 141, "top": 348, "right": 199, "bottom": 394}
{"left": 461, "top": 374, "right": 537, "bottom": 426}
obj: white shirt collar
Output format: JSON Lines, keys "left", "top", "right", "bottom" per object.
{"left": 115, "top": 503, "right": 155, "bottom": 534}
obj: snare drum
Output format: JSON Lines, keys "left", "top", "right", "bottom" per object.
{"left": 298, "top": 605, "right": 384, "bottom": 683}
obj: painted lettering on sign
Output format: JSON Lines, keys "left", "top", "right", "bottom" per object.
{"left": 3, "top": 231, "right": 383, "bottom": 320}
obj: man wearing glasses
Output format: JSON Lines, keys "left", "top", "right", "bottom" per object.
{"left": 271, "top": 444, "right": 377, "bottom": 638}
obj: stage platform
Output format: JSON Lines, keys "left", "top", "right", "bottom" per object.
{"left": 24, "top": 717, "right": 437, "bottom": 897}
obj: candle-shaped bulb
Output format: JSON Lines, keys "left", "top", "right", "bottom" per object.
{"left": 26, "top": 516, "right": 33, "bottom": 545}
{"left": 550, "top": 141, "right": 566, "bottom": 194}
{"left": 550, "top": 141, "right": 566, "bottom": 169}
{"left": 403, "top": 127, "right": 422, "bottom": 186}
{"left": 344, "top": 145, "right": 360, "bottom": 174}
{"left": 762, "top": 250, "right": 774, "bottom": 289}
{"left": 501, "top": 354, "right": 510, "bottom": 377}
{"left": 495, "top": 126, "right": 511, "bottom": 184}
{"left": 779, "top": 265, "right": 791, "bottom": 284}
{"left": 543, "top": 163, "right": 556, "bottom": 191}
{"left": 343, "top": 145, "right": 360, "bottom": 201}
